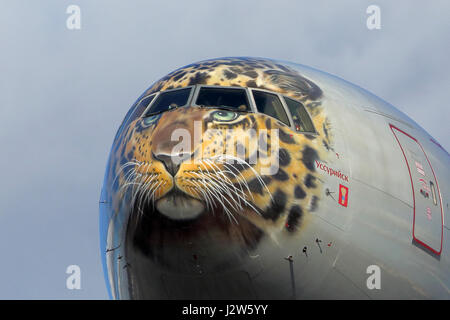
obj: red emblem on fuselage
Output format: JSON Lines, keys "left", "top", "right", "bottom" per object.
{"left": 338, "top": 184, "right": 349, "bottom": 207}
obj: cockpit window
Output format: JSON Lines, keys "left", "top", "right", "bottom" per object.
{"left": 284, "top": 97, "right": 316, "bottom": 133}
{"left": 135, "top": 95, "right": 156, "bottom": 116}
{"left": 143, "top": 88, "right": 191, "bottom": 116}
{"left": 196, "top": 87, "right": 250, "bottom": 111}
{"left": 136, "top": 85, "right": 317, "bottom": 134}
{"left": 252, "top": 90, "right": 290, "bottom": 126}
{"left": 115, "top": 94, "right": 156, "bottom": 140}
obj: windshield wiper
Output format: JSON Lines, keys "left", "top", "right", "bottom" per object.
{"left": 198, "top": 105, "right": 251, "bottom": 113}
{"left": 145, "top": 104, "right": 184, "bottom": 117}
{"left": 144, "top": 109, "right": 166, "bottom": 117}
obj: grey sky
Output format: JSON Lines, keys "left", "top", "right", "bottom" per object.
{"left": 0, "top": 0, "right": 448, "bottom": 299}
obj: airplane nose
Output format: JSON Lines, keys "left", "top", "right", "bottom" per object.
{"left": 153, "top": 152, "right": 191, "bottom": 176}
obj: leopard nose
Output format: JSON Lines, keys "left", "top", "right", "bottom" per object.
{"left": 153, "top": 152, "right": 191, "bottom": 176}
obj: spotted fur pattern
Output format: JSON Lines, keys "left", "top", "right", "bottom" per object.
{"left": 105, "top": 57, "right": 333, "bottom": 242}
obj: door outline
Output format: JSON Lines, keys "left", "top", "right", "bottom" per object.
{"left": 390, "top": 124, "right": 443, "bottom": 255}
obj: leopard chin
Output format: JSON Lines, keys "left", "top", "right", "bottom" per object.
{"left": 156, "top": 191, "right": 205, "bottom": 220}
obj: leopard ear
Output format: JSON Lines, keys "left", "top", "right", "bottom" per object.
{"left": 264, "top": 70, "right": 322, "bottom": 100}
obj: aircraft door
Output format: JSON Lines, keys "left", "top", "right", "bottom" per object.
{"left": 390, "top": 125, "right": 443, "bottom": 255}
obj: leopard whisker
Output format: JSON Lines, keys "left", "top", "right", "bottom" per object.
{"left": 187, "top": 170, "right": 239, "bottom": 202}
{"left": 203, "top": 182, "right": 238, "bottom": 224}
{"left": 213, "top": 155, "right": 272, "bottom": 201}
{"left": 188, "top": 171, "right": 244, "bottom": 212}
{"left": 187, "top": 178, "right": 214, "bottom": 211}
{"left": 112, "top": 159, "right": 142, "bottom": 186}
{"left": 201, "top": 160, "right": 248, "bottom": 204}
{"left": 187, "top": 160, "right": 263, "bottom": 217}
{"left": 187, "top": 170, "right": 241, "bottom": 223}
{"left": 189, "top": 173, "right": 218, "bottom": 211}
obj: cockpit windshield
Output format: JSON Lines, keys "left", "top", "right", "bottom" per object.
{"left": 195, "top": 87, "right": 250, "bottom": 111}
{"left": 139, "top": 85, "right": 316, "bottom": 136}
{"left": 143, "top": 87, "right": 191, "bottom": 116}
{"left": 284, "top": 97, "right": 316, "bottom": 133}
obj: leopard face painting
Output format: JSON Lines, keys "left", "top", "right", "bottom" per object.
{"left": 101, "top": 57, "right": 334, "bottom": 297}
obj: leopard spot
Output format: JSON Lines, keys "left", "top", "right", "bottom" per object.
{"left": 262, "top": 189, "right": 286, "bottom": 221}
{"left": 294, "top": 185, "right": 306, "bottom": 199}
{"left": 304, "top": 174, "right": 317, "bottom": 188}
{"left": 279, "top": 130, "right": 295, "bottom": 144}
{"left": 302, "top": 146, "right": 318, "bottom": 171}
{"left": 278, "top": 148, "right": 291, "bottom": 167}
{"left": 286, "top": 205, "right": 303, "bottom": 232}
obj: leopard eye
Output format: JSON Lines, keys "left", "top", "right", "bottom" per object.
{"left": 143, "top": 114, "right": 160, "bottom": 126}
{"left": 211, "top": 110, "right": 238, "bottom": 122}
